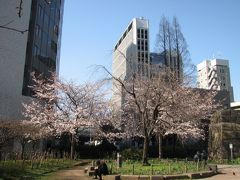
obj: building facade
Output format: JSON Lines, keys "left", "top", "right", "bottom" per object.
{"left": 112, "top": 18, "right": 150, "bottom": 107}
{"left": 150, "top": 51, "right": 183, "bottom": 80}
{"left": 197, "top": 59, "right": 234, "bottom": 102}
{"left": 0, "top": 0, "right": 64, "bottom": 120}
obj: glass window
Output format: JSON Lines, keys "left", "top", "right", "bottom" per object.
{"left": 44, "top": 13, "right": 49, "bottom": 30}
{"left": 145, "top": 30, "right": 148, "bottom": 39}
{"left": 38, "top": 5, "right": 43, "bottom": 23}
{"left": 128, "top": 23, "right": 132, "bottom": 32}
{"left": 35, "top": 24, "right": 40, "bottom": 39}
{"left": 137, "top": 29, "right": 140, "bottom": 38}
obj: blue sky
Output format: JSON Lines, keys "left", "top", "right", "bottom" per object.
{"left": 60, "top": 0, "right": 240, "bottom": 101}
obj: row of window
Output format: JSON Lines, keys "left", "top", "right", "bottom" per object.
{"left": 219, "top": 68, "right": 225, "bottom": 73}
{"left": 137, "top": 63, "right": 149, "bottom": 77}
{"left": 137, "top": 29, "right": 148, "bottom": 39}
{"left": 137, "top": 39, "right": 148, "bottom": 51}
{"left": 114, "top": 22, "right": 133, "bottom": 51}
{"left": 138, "top": 52, "right": 148, "bottom": 63}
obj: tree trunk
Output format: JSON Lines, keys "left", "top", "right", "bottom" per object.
{"left": 70, "top": 133, "right": 75, "bottom": 160}
{"left": 21, "top": 142, "right": 25, "bottom": 160}
{"left": 158, "top": 134, "right": 163, "bottom": 159}
{"left": 142, "top": 136, "right": 150, "bottom": 165}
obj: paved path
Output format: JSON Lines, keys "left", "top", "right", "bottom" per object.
{"left": 202, "top": 165, "right": 240, "bottom": 180}
{"left": 46, "top": 161, "right": 93, "bottom": 180}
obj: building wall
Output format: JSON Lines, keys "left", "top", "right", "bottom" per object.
{"left": 197, "top": 59, "right": 234, "bottom": 102}
{"left": 0, "top": 0, "right": 32, "bottom": 120}
{"left": 209, "top": 110, "right": 240, "bottom": 159}
{"left": 112, "top": 18, "right": 150, "bottom": 107}
{"left": 0, "top": 0, "right": 64, "bottom": 120}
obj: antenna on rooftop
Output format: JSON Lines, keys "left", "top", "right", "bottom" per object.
{"left": 212, "top": 53, "right": 215, "bottom": 59}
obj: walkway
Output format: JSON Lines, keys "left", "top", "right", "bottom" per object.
{"left": 202, "top": 165, "right": 240, "bottom": 180}
{"left": 45, "top": 160, "right": 92, "bottom": 180}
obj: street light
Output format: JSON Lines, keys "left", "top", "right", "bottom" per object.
{"left": 229, "top": 143, "right": 233, "bottom": 161}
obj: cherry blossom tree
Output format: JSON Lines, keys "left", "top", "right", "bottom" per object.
{"left": 102, "top": 65, "right": 220, "bottom": 165}
{"left": 23, "top": 73, "right": 107, "bottom": 159}
{"left": 0, "top": 121, "right": 15, "bottom": 151}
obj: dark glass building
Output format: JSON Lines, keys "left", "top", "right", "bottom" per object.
{"left": 22, "top": 0, "right": 64, "bottom": 96}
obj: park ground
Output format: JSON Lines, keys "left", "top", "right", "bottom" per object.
{"left": 42, "top": 163, "right": 240, "bottom": 180}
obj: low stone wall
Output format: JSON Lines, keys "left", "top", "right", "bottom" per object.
{"left": 104, "top": 170, "right": 216, "bottom": 180}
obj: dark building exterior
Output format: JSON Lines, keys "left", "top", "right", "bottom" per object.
{"left": 0, "top": 0, "right": 64, "bottom": 120}
{"left": 22, "top": 0, "right": 64, "bottom": 96}
{"left": 150, "top": 51, "right": 183, "bottom": 80}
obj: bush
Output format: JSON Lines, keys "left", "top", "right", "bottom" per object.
{"left": 121, "top": 148, "right": 142, "bottom": 160}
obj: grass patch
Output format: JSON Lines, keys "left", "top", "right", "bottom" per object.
{"left": 0, "top": 159, "right": 79, "bottom": 179}
{"left": 107, "top": 159, "right": 207, "bottom": 175}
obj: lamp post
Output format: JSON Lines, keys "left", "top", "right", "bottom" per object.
{"left": 229, "top": 143, "right": 233, "bottom": 161}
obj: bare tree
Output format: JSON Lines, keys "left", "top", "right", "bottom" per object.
{"left": 155, "top": 16, "right": 169, "bottom": 66}
{"left": 155, "top": 16, "right": 194, "bottom": 83}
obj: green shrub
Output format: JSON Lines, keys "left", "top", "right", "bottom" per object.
{"left": 121, "top": 148, "right": 142, "bottom": 160}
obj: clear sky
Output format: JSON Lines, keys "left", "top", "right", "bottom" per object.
{"left": 60, "top": 0, "right": 240, "bottom": 101}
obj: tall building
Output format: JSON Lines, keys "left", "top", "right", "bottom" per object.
{"left": 0, "top": 0, "right": 64, "bottom": 120}
{"left": 112, "top": 18, "right": 150, "bottom": 106}
{"left": 197, "top": 59, "right": 234, "bottom": 102}
{"left": 112, "top": 18, "right": 183, "bottom": 107}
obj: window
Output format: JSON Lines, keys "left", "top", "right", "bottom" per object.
{"left": 54, "top": 25, "right": 59, "bottom": 36}
{"left": 35, "top": 25, "right": 41, "bottom": 39}
{"left": 145, "top": 53, "right": 148, "bottom": 59}
{"left": 38, "top": 5, "right": 44, "bottom": 23}
{"left": 44, "top": 13, "right": 49, "bottom": 30}
{"left": 128, "top": 23, "right": 132, "bottom": 32}
{"left": 137, "top": 29, "right": 140, "bottom": 38}
{"left": 145, "top": 30, "right": 148, "bottom": 39}
{"left": 51, "top": 40, "right": 57, "bottom": 53}
{"left": 137, "top": 43, "right": 140, "bottom": 50}
{"left": 141, "top": 29, "right": 144, "bottom": 38}
{"left": 33, "top": 45, "right": 39, "bottom": 58}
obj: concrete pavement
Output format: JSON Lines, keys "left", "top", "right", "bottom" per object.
{"left": 202, "top": 165, "right": 240, "bottom": 180}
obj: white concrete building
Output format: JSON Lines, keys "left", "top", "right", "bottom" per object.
{"left": 231, "top": 102, "right": 240, "bottom": 111}
{"left": 197, "top": 59, "right": 234, "bottom": 102}
{"left": 112, "top": 18, "right": 150, "bottom": 107}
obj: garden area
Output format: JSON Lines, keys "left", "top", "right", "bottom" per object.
{"left": 0, "top": 158, "right": 79, "bottom": 179}
{"left": 108, "top": 159, "right": 207, "bottom": 175}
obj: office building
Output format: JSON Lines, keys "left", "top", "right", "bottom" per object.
{"left": 112, "top": 18, "right": 184, "bottom": 107}
{"left": 197, "top": 59, "right": 234, "bottom": 102}
{"left": 0, "top": 0, "right": 64, "bottom": 120}
{"left": 112, "top": 18, "right": 150, "bottom": 107}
